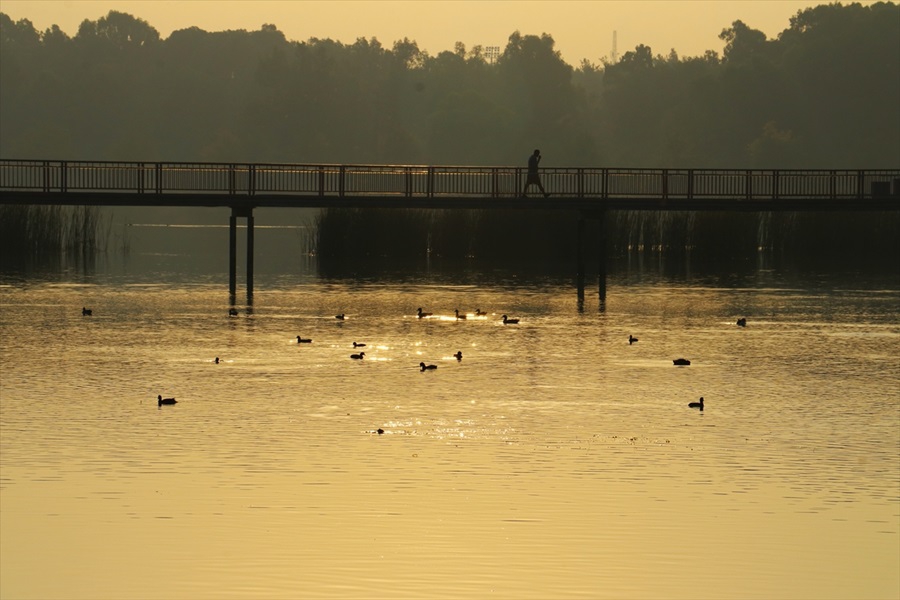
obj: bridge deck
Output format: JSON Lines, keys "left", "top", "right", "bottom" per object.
{"left": 1, "top": 160, "right": 898, "bottom": 211}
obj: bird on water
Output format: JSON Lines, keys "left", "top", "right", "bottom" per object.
{"left": 455, "top": 309, "right": 467, "bottom": 320}
{"left": 158, "top": 395, "right": 177, "bottom": 406}
{"left": 351, "top": 352, "right": 365, "bottom": 359}
{"left": 82, "top": 307, "right": 93, "bottom": 316}
{"left": 454, "top": 351, "right": 463, "bottom": 361}
{"left": 673, "top": 358, "right": 691, "bottom": 366}
{"left": 335, "top": 314, "right": 345, "bottom": 320}
{"left": 297, "top": 336, "right": 312, "bottom": 343}
{"left": 474, "top": 309, "right": 487, "bottom": 316}
{"left": 688, "top": 397, "right": 705, "bottom": 411}
{"left": 420, "top": 362, "right": 437, "bottom": 371}
{"left": 417, "top": 307, "right": 432, "bottom": 318}
{"left": 353, "top": 342, "right": 366, "bottom": 348}
{"left": 736, "top": 318, "right": 747, "bottom": 327}
{"left": 501, "top": 315, "right": 519, "bottom": 324}
{"left": 629, "top": 335, "right": 638, "bottom": 345}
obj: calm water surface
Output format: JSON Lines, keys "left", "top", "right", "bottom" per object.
{"left": 1, "top": 247, "right": 898, "bottom": 599}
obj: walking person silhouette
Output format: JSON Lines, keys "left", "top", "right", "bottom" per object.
{"left": 522, "top": 149, "right": 549, "bottom": 198}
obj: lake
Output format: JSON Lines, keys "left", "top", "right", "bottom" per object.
{"left": 1, "top": 226, "right": 898, "bottom": 599}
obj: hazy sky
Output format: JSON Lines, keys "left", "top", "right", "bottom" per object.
{"left": 0, "top": 1, "right": 873, "bottom": 64}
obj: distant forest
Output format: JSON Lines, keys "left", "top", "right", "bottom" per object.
{"left": 1, "top": 2, "right": 898, "bottom": 167}
{"left": 1, "top": 4, "right": 898, "bottom": 266}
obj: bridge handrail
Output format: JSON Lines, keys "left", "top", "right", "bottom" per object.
{"left": 0, "top": 159, "right": 898, "bottom": 201}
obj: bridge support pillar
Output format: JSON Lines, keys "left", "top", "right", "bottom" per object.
{"left": 229, "top": 213, "right": 237, "bottom": 297}
{"left": 229, "top": 206, "right": 255, "bottom": 300}
{"left": 576, "top": 209, "right": 608, "bottom": 307}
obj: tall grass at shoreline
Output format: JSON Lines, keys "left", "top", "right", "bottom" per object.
{"left": 0, "top": 205, "right": 109, "bottom": 261}
{"left": 313, "top": 207, "right": 900, "bottom": 265}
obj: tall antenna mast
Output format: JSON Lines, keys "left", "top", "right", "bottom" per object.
{"left": 611, "top": 30, "right": 618, "bottom": 63}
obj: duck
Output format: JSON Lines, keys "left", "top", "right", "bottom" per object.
{"left": 377, "top": 428, "right": 385, "bottom": 435}
{"left": 688, "top": 397, "right": 705, "bottom": 411}
{"left": 353, "top": 342, "right": 366, "bottom": 348}
{"left": 455, "top": 309, "right": 467, "bottom": 320}
{"left": 474, "top": 309, "right": 487, "bottom": 316}
{"left": 82, "top": 307, "right": 92, "bottom": 316}
{"left": 417, "top": 307, "right": 432, "bottom": 318}
{"left": 350, "top": 352, "right": 365, "bottom": 359}
{"left": 228, "top": 308, "right": 238, "bottom": 317}
{"left": 629, "top": 335, "right": 638, "bottom": 345}
{"left": 297, "top": 336, "right": 312, "bottom": 343}
{"left": 736, "top": 318, "right": 747, "bottom": 327}
{"left": 673, "top": 358, "right": 691, "bottom": 366}
{"left": 215, "top": 357, "right": 220, "bottom": 364}
{"left": 501, "top": 314, "right": 519, "bottom": 324}
{"left": 419, "top": 362, "right": 437, "bottom": 371}
{"left": 157, "top": 395, "right": 177, "bottom": 406}
{"left": 335, "top": 314, "right": 345, "bottom": 320}
{"left": 454, "top": 351, "right": 463, "bottom": 361}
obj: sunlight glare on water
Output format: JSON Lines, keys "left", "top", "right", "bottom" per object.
{"left": 1, "top": 268, "right": 898, "bottom": 599}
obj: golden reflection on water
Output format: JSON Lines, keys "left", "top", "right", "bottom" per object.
{"left": 1, "top": 279, "right": 898, "bottom": 599}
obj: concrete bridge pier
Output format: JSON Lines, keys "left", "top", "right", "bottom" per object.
{"left": 229, "top": 206, "right": 255, "bottom": 299}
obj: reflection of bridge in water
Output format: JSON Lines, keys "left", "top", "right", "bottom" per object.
{"left": 2, "top": 159, "right": 899, "bottom": 297}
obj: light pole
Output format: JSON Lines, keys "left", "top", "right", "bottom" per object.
{"left": 484, "top": 46, "right": 500, "bottom": 64}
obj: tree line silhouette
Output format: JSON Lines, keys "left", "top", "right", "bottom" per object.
{"left": 1, "top": 3, "right": 898, "bottom": 264}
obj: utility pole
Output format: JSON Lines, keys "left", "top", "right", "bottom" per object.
{"left": 611, "top": 31, "right": 618, "bottom": 64}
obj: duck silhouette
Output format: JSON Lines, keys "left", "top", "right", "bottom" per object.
{"left": 455, "top": 309, "right": 467, "bottom": 320}
{"left": 736, "top": 318, "right": 747, "bottom": 327}
{"left": 350, "top": 352, "right": 365, "bottom": 359}
{"left": 157, "top": 395, "right": 177, "bottom": 406}
{"left": 688, "top": 397, "right": 705, "bottom": 411}
{"left": 297, "top": 336, "right": 312, "bottom": 343}
{"left": 474, "top": 309, "right": 487, "bottom": 316}
{"left": 353, "top": 342, "right": 366, "bottom": 348}
{"left": 335, "top": 314, "right": 345, "bottom": 320}
{"left": 673, "top": 358, "right": 691, "bottom": 366}
{"left": 629, "top": 335, "right": 638, "bottom": 345}
{"left": 215, "top": 357, "right": 220, "bottom": 364}
{"left": 501, "top": 315, "right": 519, "bottom": 324}
{"left": 420, "top": 362, "right": 437, "bottom": 371}
{"left": 417, "top": 307, "right": 432, "bottom": 318}
{"left": 454, "top": 351, "right": 463, "bottom": 361}
{"left": 82, "top": 307, "right": 92, "bottom": 316}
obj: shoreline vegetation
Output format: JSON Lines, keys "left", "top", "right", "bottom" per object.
{"left": 312, "top": 207, "right": 900, "bottom": 265}
{"left": 1, "top": 205, "right": 896, "bottom": 270}
{"left": 0, "top": 204, "right": 109, "bottom": 265}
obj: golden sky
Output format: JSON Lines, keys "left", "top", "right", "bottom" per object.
{"left": 0, "top": 1, "right": 873, "bottom": 64}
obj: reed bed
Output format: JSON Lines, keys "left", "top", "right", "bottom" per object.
{"left": 0, "top": 205, "right": 109, "bottom": 261}
{"left": 312, "top": 207, "right": 899, "bottom": 264}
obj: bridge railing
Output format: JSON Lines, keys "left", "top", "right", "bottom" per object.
{"left": 1, "top": 160, "right": 898, "bottom": 201}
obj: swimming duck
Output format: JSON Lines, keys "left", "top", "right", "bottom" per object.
{"left": 353, "top": 342, "right": 366, "bottom": 348}
{"left": 688, "top": 397, "right": 705, "bottom": 410}
{"left": 736, "top": 318, "right": 747, "bottom": 327}
{"left": 157, "top": 395, "right": 177, "bottom": 406}
{"left": 335, "top": 314, "right": 345, "bottom": 320}
{"left": 297, "top": 336, "right": 312, "bottom": 343}
{"left": 215, "top": 357, "right": 220, "bottom": 364}
{"left": 629, "top": 335, "right": 638, "bottom": 345}
{"left": 454, "top": 351, "right": 463, "bottom": 361}
{"left": 455, "top": 309, "right": 467, "bottom": 320}
{"left": 417, "top": 307, "right": 432, "bottom": 318}
{"left": 420, "top": 362, "right": 437, "bottom": 371}
{"left": 474, "top": 309, "right": 487, "bottom": 316}
{"left": 673, "top": 358, "right": 691, "bottom": 366}
{"left": 350, "top": 352, "right": 365, "bottom": 359}
{"left": 82, "top": 307, "right": 92, "bottom": 316}
{"left": 501, "top": 315, "right": 519, "bottom": 324}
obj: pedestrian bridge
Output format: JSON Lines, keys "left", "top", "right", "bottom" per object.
{"left": 1, "top": 159, "right": 898, "bottom": 211}
{"left": 3, "top": 159, "right": 898, "bottom": 298}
